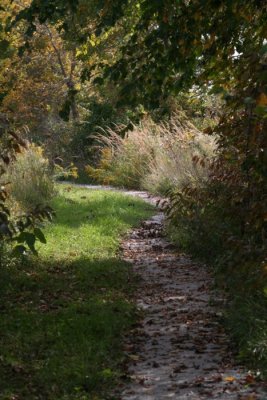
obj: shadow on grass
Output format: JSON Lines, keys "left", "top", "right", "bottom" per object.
{"left": 0, "top": 256, "right": 137, "bottom": 400}
{"left": 0, "top": 186, "right": 152, "bottom": 399}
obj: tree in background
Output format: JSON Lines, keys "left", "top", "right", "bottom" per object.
{"left": 0, "top": 1, "right": 84, "bottom": 164}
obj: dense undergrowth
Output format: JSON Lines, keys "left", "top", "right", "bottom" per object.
{"left": 0, "top": 185, "right": 154, "bottom": 400}
{"left": 167, "top": 189, "right": 267, "bottom": 376}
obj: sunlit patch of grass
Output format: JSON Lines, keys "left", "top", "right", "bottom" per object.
{"left": 0, "top": 184, "right": 154, "bottom": 400}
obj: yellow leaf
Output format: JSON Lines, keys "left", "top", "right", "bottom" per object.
{"left": 257, "top": 93, "right": 267, "bottom": 106}
{"left": 224, "top": 376, "right": 236, "bottom": 382}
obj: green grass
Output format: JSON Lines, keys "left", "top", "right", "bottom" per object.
{"left": 0, "top": 184, "right": 154, "bottom": 400}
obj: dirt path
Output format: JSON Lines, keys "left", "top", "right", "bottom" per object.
{"left": 69, "top": 185, "right": 265, "bottom": 399}
{"left": 118, "top": 193, "right": 266, "bottom": 400}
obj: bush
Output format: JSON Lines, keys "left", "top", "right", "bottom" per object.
{"left": 6, "top": 144, "right": 54, "bottom": 213}
{"left": 86, "top": 113, "right": 216, "bottom": 193}
{"left": 69, "top": 99, "right": 143, "bottom": 162}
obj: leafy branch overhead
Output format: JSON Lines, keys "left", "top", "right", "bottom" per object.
{"left": 14, "top": 1, "right": 267, "bottom": 101}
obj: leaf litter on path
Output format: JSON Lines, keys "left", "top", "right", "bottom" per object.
{"left": 116, "top": 192, "right": 267, "bottom": 400}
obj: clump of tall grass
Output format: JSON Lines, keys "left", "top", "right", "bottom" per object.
{"left": 86, "top": 113, "right": 217, "bottom": 194}
{"left": 5, "top": 143, "right": 54, "bottom": 213}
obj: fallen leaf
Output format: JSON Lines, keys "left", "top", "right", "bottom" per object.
{"left": 244, "top": 374, "right": 256, "bottom": 384}
{"left": 128, "top": 354, "right": 140, "bottom": 361}
{"left": 257, "top": 93, "right": 267, "bottom": 106}
{"left": 224, "top": 376, "right": 236, "bottom": 382}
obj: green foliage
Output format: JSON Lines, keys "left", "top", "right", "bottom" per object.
{"left": 0, "top": 184, "right": 154, "bottom": 399}
{"left": 172, "top": 91, "right": 222, "bottom": 131}
{"left": 102, "top": 1, "right": 267, "bottom": 106}
{"left": 166, "top": 156, "right": 267, "bottom": 374}
{"left": 225, "top": 292, "right": 267, "bottom": 376}
{"left": 70, "top": 99, "right": 119, "bottom": 158}
{"left": 70, "top": 98, "right": 142, "bottom": 157}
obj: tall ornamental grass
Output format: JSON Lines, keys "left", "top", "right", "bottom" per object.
{"left": 86, "top": 113, "right": 217, "bottom": 194}
{"left": 5, "top": 144, "right": 54, "bottom": 213}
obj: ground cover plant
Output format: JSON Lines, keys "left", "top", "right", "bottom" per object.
{"left": 0, "top": 184, "right": 154, "bottom": 400}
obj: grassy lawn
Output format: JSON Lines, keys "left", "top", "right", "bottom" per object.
{"left": 0, "top": 185, "right": 154, "bottom": 400}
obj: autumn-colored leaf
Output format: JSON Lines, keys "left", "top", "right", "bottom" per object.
{"left": 224, "top": 376, "right": 236, "bottom": 382}
{"left": 244, "top": 374, "right": 256, "bottom": 384}
{"left": 257, "top": 93, "right": 267, "bottom": 106}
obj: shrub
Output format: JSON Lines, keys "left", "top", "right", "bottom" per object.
{"left": 6, "top": 144, "right": 54, "bottom": 213}
{"left": 86, "top": 113, "right": 217, "bottom": 193}
{"left": 165, "top": 144, "right": 267, "bottom": 375}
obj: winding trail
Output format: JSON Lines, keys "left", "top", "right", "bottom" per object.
{"left": 68, "top": 185, "right": 266, "bottom": 399}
